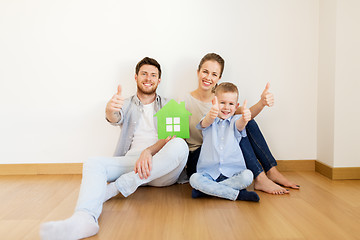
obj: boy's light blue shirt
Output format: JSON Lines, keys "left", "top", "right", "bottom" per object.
{"left": 196, "top": 115, "right": 247, "bottom": 179}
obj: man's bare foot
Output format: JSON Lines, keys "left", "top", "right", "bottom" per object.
{"left": 266, "top": 167, "right": 300, "bottom": 189}
{"left": 254, "top": 172, "right": 289, "bottom": 195}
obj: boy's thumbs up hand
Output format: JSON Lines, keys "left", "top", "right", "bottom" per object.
{"left": 261, "top": 82, "right": 274, "bottom": 107}
{"left": 242, "top": 99, "right": 251, "bottom": 123}
{"left": 209, "top": 96, "right": 219, "bottom": 119}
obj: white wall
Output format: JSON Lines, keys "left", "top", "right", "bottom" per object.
{"left": 317, "top": 0, "right": 336, "bottom": 167}
{"left": 333, "top": 0, "right": 360, "bottom": 167}
{"left": 317, "top": 0, "right": 360, "bottom": 168}
{"left": 0, "top": 0, "right": 319, "bottom": 164}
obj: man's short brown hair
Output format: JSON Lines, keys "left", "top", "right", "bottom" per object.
{"left": 135, "top": 57, "right": 161, "bottom": 78}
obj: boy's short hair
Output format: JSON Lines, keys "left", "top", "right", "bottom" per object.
{"left": 135, "top": 57, "right": 162, "bottom": 78}
{"left": 214, "top": 82, "right": 239, "bottom": 100}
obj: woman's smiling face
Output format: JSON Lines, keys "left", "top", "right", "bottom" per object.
{"left": 197, "top": 60, "right": 222, "bottom": 91}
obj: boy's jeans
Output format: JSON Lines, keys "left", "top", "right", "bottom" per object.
{"left": 75, "top": 138, "right": 188, "bottom": 221}
{"left": 189, "top": 170, "right": 253, "bottom": 201}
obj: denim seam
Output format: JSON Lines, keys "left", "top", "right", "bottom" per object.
{"left": 247, "top": 130, "right": 277, "bottom": 172}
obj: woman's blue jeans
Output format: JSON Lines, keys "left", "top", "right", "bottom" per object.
{"left": 240, "top": 119, "right": 277, "bottom": 178}
{"left": 186, "top": 119, "right": 277, "bottom": 179}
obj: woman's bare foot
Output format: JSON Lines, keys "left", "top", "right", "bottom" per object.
{"left": 266, "top": 167, "right": 300, "bottom": 189}
{"left": 254, "top": 172, "right": 289, "bottom": 195}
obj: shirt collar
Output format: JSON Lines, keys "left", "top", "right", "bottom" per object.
{"left": 133, "top": 94, "right": 161, "bottom": 107}
{"left": 214, "top": 115, "right": 233, "bottom": 124}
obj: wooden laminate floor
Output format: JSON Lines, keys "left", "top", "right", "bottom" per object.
{"left": 0, "top": 171, "right": 359, "bottom": 240}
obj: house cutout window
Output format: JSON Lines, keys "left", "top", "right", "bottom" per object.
{"left": 166, "top": 117, "right": 181, "bottom": 132}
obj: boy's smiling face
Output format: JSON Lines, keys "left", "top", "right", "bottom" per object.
{"left": 216, "top": 91, "right": 239, "bottom": 120}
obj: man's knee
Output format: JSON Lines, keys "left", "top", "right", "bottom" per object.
{"left": 83, "top": 157, "right": 106, "bottom": 174}
{"left": 167, "top": 137, "right": 189, "bottom": 159}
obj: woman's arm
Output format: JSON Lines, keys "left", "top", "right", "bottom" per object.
{"left": 235, "top": 83, "right": 274, "bottom": 119}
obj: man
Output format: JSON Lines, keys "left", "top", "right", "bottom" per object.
{"left": 40, "top": 57, "right": 189, "bottom": 240}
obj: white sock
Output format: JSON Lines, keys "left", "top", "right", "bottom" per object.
{"left": 40, "top": 211, "right": 99, "bottom": 240}
{"left": 104, "top": 182, "right": 120, "bottom": 202}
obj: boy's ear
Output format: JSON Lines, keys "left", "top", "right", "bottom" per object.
{"left": 236, "top": 103, "right": 240, "bottom": 108}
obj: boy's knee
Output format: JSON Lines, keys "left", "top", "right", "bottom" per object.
{"left": 242, "top": 169, "right": 254, "bottom": 185}
{"left": 244, "top": 169, "right": 254, "bottom": 179}
{"left": 189, "top": 173, "right": 201, "bottom": 187}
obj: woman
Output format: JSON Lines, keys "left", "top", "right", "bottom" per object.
{"left": 184, "top": 53, "right": 299, "bottom": 195}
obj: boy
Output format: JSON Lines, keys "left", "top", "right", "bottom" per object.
{"left": 189, "top": 82, "right": 259, "bottom": 202}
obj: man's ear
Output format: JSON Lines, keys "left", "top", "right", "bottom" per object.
{"left": 134, "top": 73, "right": 138, "bottom": 82}
{"left": 158, "top": 78, "right": 161, "bottom": 84}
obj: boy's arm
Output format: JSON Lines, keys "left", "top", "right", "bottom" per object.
{"left": 236, "top": 100, "right": 251, "bottom": 131}
{"left": 201, "top": 96, "right": 219, "bottom": 128}
{"left": 134, "top": 136, "right": 175, "bottom": 179}
{"left": 235, "top": 83, "right": 274, "bottom": 119}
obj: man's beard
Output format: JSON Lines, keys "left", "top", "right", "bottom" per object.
{"left": 137, "top": 82, "right": 158, "bottom": 95}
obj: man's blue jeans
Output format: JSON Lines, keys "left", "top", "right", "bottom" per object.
{"left": 240, "top": 119, "right": 277, "bottom": 178}
{"left": 75, "top": 138, "right": 188, "bottom": 221}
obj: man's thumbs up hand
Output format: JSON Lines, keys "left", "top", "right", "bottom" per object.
{"left": 106, "top": 85, "right": 125, "bottom": 122}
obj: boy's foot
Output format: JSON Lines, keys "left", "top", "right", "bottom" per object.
{"left": 40, "top": 211, "right": 99, "bottom": 240}
{"left": 254, "top": 172, "right": 289, "bottom": 195}
{"left": 237, "top": 189, "right": 260, "bottom": 202}
{"left": 266, "top": 167, "right": 300, "bottom": 189}
{"left": 191, "top": 189, "right": 210, "bottom": 198}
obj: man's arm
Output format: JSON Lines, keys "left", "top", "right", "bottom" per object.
{"left": 236, "top": 100, "right": 251, "bottom": 131}
{"left": 134, "top": 136, "right": 175, "bottom": 179}
{"left": 235, "top": 83, "right": 274, "bottom": 119}
{"left": 105, "top": 85, "right": 124, "bottom": 123}
{"left": 201, "top": 96, "right": 219, "bottom": 128}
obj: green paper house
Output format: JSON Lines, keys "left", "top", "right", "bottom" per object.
{"left": 154, "top": 99, "right": 192, "bottom": 139}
